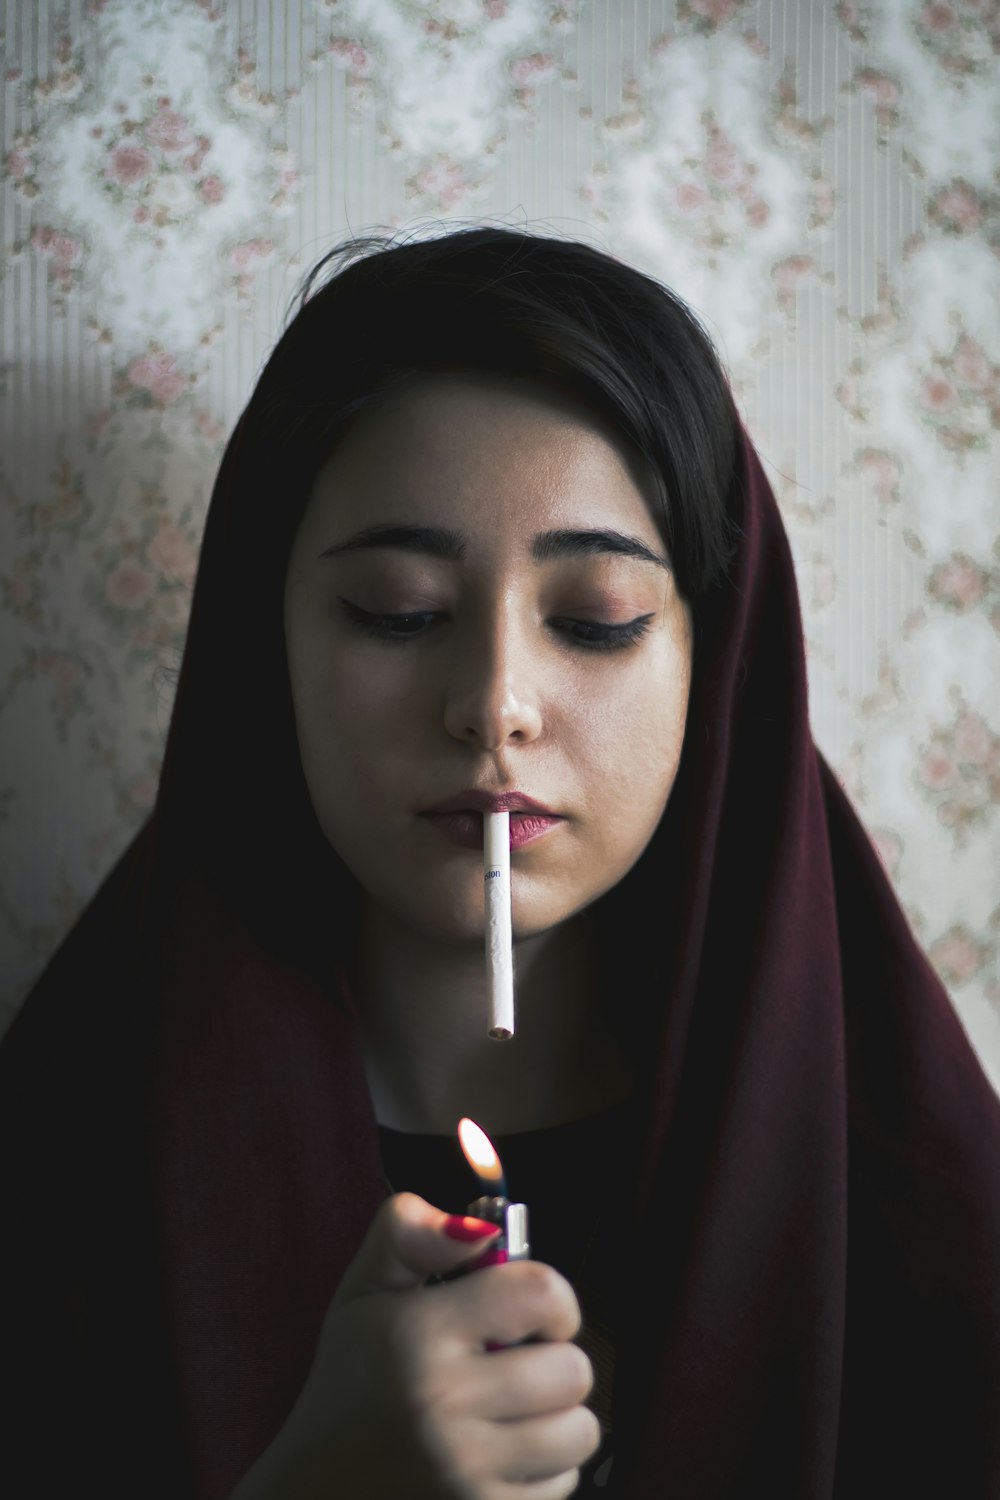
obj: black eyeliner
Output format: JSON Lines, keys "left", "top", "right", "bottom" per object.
{"left": 337, "top": 598, "right": 656, "bottom": 652}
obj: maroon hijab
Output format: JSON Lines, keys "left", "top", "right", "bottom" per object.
{"left": 2, "top": 423, "right": 998, "bottom": 1500}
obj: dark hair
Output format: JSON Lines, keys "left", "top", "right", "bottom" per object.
{"left": 154, "top": 227, "right": 743, "bottom": 965}
{"left": 259, "top": 226, "right": 739, "bottom": 599}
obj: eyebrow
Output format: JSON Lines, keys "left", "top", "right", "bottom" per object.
{"left": 319, "top": 523, "right": 670, "bottom": 571}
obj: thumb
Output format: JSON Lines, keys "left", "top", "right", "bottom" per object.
{"left": 336, "top": 1193, "right": 501, "bottom": 1300}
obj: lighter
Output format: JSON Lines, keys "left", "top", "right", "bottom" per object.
{"left": 457, "top": 1116, "right": 530, "bottom": 1264}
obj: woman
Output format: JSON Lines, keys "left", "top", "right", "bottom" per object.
{"left": 1, "top": 228, "right": 998, "bottom": 1499}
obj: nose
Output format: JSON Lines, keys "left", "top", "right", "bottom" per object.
{"left": 442, "top": 605, "right": 544, "bottom": 750}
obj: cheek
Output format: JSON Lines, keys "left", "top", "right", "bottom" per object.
{"left": 286, "top": 636, "right": 435, "bottom": 855}
{"left": 290, "top": 628, "right": 403, "bottom": 744}
{"left": 570, "top": 649, "right": 691, "bottom": 831}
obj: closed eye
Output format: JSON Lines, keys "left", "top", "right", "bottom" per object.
{"left": 337, "top": 599, "right": 656, "bottom": 652}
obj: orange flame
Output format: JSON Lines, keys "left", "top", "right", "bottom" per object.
{"left": 457, "top": 1117, "right": 504, "bottom": 1184}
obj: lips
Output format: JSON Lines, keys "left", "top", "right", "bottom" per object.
{"left": 421, "top": 811, "right": 562, "bottom": 852}
{"left": 423, "top": 789, "right": 559, "bottom": 817}
{"left": 420, "top": 790, "right": 563, "bottom": 851}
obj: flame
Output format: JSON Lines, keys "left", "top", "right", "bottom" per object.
{"left": 457, "top": 1117, "right": 504, "bottom": 1184}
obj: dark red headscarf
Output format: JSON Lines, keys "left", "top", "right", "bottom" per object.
{"left": 2, "top": 426, "right": 997, "bottom": 1500}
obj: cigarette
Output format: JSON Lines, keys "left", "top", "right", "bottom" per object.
{"left": 484, "top": 811, "right": 514, "bottom": 1039}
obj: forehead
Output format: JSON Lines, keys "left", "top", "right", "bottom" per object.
{"left": 300, "top": 375, "right": 664, "bottom": 548}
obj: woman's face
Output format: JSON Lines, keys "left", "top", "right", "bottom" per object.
{"left": 284, "top": 376, "right": 692, "bottom": 945}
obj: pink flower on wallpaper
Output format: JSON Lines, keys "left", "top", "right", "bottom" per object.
{"left": 105, "top": 560, "right": 155, "bottom": 609}
{"left": 928, "top": 925, "right": 988, "bottom": 985}
{"left": 229, "top": 237, "right": 275, "bottom": 273}
{"left": 809, "top": 175, "right": 836, "bottom": 228}
{"left": 928, "top": 180, "right": 982, "bottom": 235}
{"left": 270, "top": 146, "right": 300, "bottom": 206}
{"left": 915, "top": 696, "right": 1000, "bottom": 838}
{"left": 855, "top": 69, "right": 901, "bottom": 129}
{"left": 508, "top": 53, "right": 558, "bottom": 87}
{"left": 127, "top": 351, "right": 187, "bottom": 405}
{"left": 771, "top": 255, "right": 815, "bottom": 308}
{"left": 194, "top": 409, "right": 224, "bottom": 441}
{"left": 920, "top": 375, "right": 957, "bottom": 412}
{"left": 144, "top": 105, "right": 192, "bottom": 154}
{"left": 678, "top": 0, "right": 742, "bottom": 26}
{"left": 199, "top": 175, "right": 224, "bottom": 204}
{"left": 855, "top": 447, "right": 901, "bottom": 506}
{"left": 30, "top": 228, "right": 82, "bottom": 275}
{"left": 918, "top": 2, "right": 957, "bottom": 35}
{"left": 146, "top": 522, "right": 197, "bottom": 585}
{"left": 327, "top": 37, "right": 372, "bottom": 76}
{"left": 653, "top": 113, "right": 774, "bottom": 246}
{"left": 953, "top": 334, "right": 991, "bottom": 388}
{"left": 918, "top": 751, "right": 957, "bottom": 790}
{"left": 835, "top": 0, "right": 868, "bottom": 41}
{"left": 704, "top": 129, "right": 739, "bottom": 184}
{"left": 928, "top": 554, "right": 987, "bottom": 610}
{"left": 913, "top": 0, "right": 998, "bottom": 72}
{"left": 411, "top": 158, "right": 476, "bottom": 208}
{"left": 917, "top": 330, "right": 1000, "bottom": 454}
{"left": 4, "top": 146, "right": 30, "bottom": 180}
{"left": 676, "top": 181, "right": 708, "bottom": 212}
{"left": 953, "top": 710, "right": 993, "bottom": 766}
{"left": 49, "top": 232, "right": 80, "bottom": 271}
{"left": 226, "top": 238, "right": 274, "bottom": 291}
{"left": 692, "top": 0, "right": 740, "bottom": 19}
{"left": 107, "top": 143, "right": 153, "bottom": 186}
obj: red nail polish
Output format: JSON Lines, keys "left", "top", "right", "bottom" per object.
{"left": 443, "top": 1215, "right": 502, "bottom": 1243}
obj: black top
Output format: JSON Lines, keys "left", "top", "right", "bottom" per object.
{"left": 378, "top": 1104, "right": 632, "bottom": 1493}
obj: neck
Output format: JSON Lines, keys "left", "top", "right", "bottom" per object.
{"left": 354, "top": 903, "right": 631, "bottom": 1134}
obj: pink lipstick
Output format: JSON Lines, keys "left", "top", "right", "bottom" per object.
{"left": 423, "top": 812, "right": 560, "bottom": 851}
{"left": 421, "top": 790, "right": 563, "bottom": 851}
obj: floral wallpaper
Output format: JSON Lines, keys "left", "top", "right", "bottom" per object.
{"left": 1, "top": 0, "right": 998, "bottom": 1091}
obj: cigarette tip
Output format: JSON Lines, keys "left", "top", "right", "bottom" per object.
{"left": 488, "top": 1025, "right": 513, "bottom": 1041}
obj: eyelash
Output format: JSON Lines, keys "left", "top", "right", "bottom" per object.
{"left": 337, "top": 599, "right": 656, "bottom": 653}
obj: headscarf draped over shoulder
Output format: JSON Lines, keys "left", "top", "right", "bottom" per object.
{"left": 1, "top": 419, "right": 998, "bottom": 1499}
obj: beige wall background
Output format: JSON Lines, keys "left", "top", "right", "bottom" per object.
{"left": 1, "top": 0, "right": 998, "bottom": 1089}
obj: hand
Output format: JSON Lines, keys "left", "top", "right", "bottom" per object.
{"left": 230, "top": 1192, "right": 600, "bottom": 1499}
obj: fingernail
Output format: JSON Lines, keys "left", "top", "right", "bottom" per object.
{"left": 443, "top": 1215, "right": 502, "bottom": 1243}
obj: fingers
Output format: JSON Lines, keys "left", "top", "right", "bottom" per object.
{"left": 494, "top": 1405, "right": 602, "bottom": 1483}
{"left": 335, "top": 1195, "right": 582, "bottom": 1355}
{"left": 465, "top": 1340, "right": 594, "bottom": 1421}
{"left": 334, "top": 1192, "right": 501, "bottom": 1300}
{"left": 436, "top": 1258, "right": 583, "bottom": 1348}
{"left": 492, "top": 1473, "right": 583, "bottom": 1500}
{"left": 324, "top": 1194, "right": 596, "bottom": 1500}
{"left": 447, "top": 1406, "right": 600, "bottom": 1495}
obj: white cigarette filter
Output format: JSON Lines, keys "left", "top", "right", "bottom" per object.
{"left": 484, "top": 811, "right": 514, "bottom": 1039}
